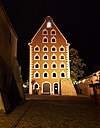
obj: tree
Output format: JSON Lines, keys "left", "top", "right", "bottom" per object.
{"left": 69, "top": 48, "right": 86, "bottom": 84}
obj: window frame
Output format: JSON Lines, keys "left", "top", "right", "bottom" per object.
{"left": 51, "top": 62, "right": 57, "bottom": 69}
{"left": 43, "top": 45, "right": 48, "bottom": 52}
{"left": 52, "top": 71, "right": 57, "bottom": 78}
{"left": 42, "top": 29, "right": 48, "bottom": 35}
{"left": 43, "top": 71, "right": 49, "bottom": 78}
{"left": 59, "top": 45, "right": 65, "bottom": 52}
{"left": 59, "top": 53, "right": 65, "bottom": 60}
{"left": 42, "top": 36, "right": 48, "bottom": 43}
{"left": 60, "top": 71, "right": 66, "bottom": 78}
{"left": 43, "top": 53, "right": 49, "bottom": 60}
{"left": 51, "top": 53, "right": 57, "bottom": 60}
{"left": 51, "top": 45, "right": 57, "bottom": 52}
{"left": 43, "top": 62, "right": 49, "bottom": 69}
{"left": 51, "top": 29, "right": 56, "bottom": 35}
{"left": 34, "top": 45, "right": 40, "bottom": 52}
{"left": 34, "top": 53, "right": 40, "bottom": 60}
{"left": 34, "top": 71, "right": 40, "bottom": 78}
{"left": 47, "top": 21, "right": 52, "bottom": 28}
{"left": 60, "top": 62, "right": 65, "bottom": 69}
{"left": 34, "top": 62, "right": 40, "bottom": 69}
{"left": 51, "top": 36, "right": 56, "bottom": 43}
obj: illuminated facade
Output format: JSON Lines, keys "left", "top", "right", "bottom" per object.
{"left": 28, "top": 16, "right": 76, "bottom": 95}
{"left": 77, "top": 70, "right": 100, "bottom": 96}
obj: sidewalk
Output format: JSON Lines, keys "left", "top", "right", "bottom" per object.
{"left": 0, "top": 95, "right": 100, "bottom": 128}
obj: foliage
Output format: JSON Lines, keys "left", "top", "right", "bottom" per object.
{"left": 69, "top": 48, "right": 86, "bottom": 83}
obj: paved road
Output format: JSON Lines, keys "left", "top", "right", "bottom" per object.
{"left": 0, "top": 95, "right": 100, "bottom": 128}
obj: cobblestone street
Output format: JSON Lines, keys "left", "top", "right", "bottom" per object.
{"left": 0, "top": 95, "right": 100, "bottom": 128}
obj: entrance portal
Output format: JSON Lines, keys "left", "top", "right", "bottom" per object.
{"left": 43, "top": 83, "right": 50, "bottom": 94}
{"left": 54, "top": 83, "right": 58, "bottom": 94}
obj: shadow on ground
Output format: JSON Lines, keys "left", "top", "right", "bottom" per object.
{"left": 0, "top": 95, "right": 100, "bottom": 128}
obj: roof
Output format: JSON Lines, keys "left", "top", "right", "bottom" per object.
{"left": 29, "top": 16, "right": 70, "bottom": 46}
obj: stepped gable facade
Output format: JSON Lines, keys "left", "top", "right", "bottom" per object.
{"left": 28, "top": 16, "right": 77, "bottom": 96}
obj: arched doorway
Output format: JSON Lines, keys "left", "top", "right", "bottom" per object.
{"left": 43, "top": 83, "right": 50, "bottom": 94}
{"left": 34, "top": 83, "right": 39, "bottom": 95}
{"left": 54, "top": 83, "right": 58, "bottom": 94}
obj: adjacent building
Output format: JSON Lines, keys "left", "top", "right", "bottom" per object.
{"left": 28, "top": 16, "right": 76, "bottom": 96}
{"left": 0, "top": 2, "right": 24, "bottom": 113}
{"left": 76, "top": 70, "right": 100, "bottom": 96}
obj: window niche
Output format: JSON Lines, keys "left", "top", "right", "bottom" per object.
{"left": 43, "top": 71, "right": 49, "bottom": 78}
{"left": 34, "top": 45, "right": 40, "bottom": 52}
{"left": 52, "top": 71, "right": 57, "bottom": 78}
{"left": 51, "top": 37, "right": 56, "bottom": 43}
{"left": 51, "top": 45, "right": 57, "bottom": 52}
{"left": 34, "top": 62, "right": 40, "bottom": 69}
{"left": 59, "top": 54, "right": 65, "bottom": 60}
{"left": 43, "top": 62, "right": 49, "bottom": 69}
{"left": 47, "top": 21, "right": 52, "bottom": 28}
{"left": 42, "top": 36, "right": 48, "bottom": 43}
{"left": 60, "top": 72, "right": 66, "bottom": 78}
{"left": 51, "top": 29, "right": 56, "bottom": 35}
{"left": 51, "top": 62, "right": 57, "bottom": 69}
{"left": 34, "top": 54, "right": 40, "bottom": 60}
{"left": 43, "top": 54, "right": 48, "bottom": 60}
{"left": 43, "top": 45, "right": 48, "bottom": 52}
{"left": 59, "top": 45, "right": 65, "bottom": 52}
{"left": 34, "top": 71, "right": 40, "bottom": 78}
{"left": 42, "top": 29, "right": 48, "bottom": 35}
{"left": 51, "top": 54, "right": 57, "bottom": 60}
{"left": 60, "top": 63, "right": 65, "bottom": 69}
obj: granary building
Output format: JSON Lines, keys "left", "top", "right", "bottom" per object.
{"left": 28, "top": 16, "right": 76, "bottom": 96}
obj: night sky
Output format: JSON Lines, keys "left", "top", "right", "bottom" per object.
{"left": 1, "top": 0, "right": 100, "bottom": 82}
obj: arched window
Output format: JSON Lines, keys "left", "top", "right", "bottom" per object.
{"left": 59, "top": 54, "right": 65, "bottom": 60}
{"left": 44, "top": 73, "right": 47, "bottom": 77}
{"left": 43, "top": 54, "right": 48, "bottom": 60}
{"left": 52, "top": 64, "right": 56, "bottom": 68}
{"left": 42, "top": 36, "right": 48, "bottom": 43}
{"left": 51, "top": 37, "right": 56, "bottom": 43}
{"left": 51, "top": 62, "right": 57, "bottom": 69}
{"left": 34, "top": 62, "right": 40, "bottom": 69}
{"left": 34, "top": 45, "right": 40, "bottom": 52}
{"left": 43, "top": 53, "right": 48, "bottom": 60}
{"left": 43, "top": 45, "right": 48, "bottom": 52}
{"left": 33, "top": 82, "right": 39, "bottom": 90}
{"left": 44, "top": 64, "right": 47, "bottom": 68}
{"left": 34, "top": 82, "right": 39, "bottom": 89}
{"left": 42, "top": 29, "right": 48, "bottom": 35}
{"left": 60, "top": 62, "right": 65, "bottom": 69}
{"left": 59, "top": 45, "right": 65, "bottom": 52}
{"left": 51, "top": 54, "right": 57, "bottom": 60}
{"left": 53, "top": 73, "right": 56, "bottom": 77}
{"left": 35, "top": 84, "right": 38, "bottom": 88}
{"left": 52, "top": 71, "right": 57, "bottom": 78}
{"left": 34, "top": 54, "right": 40, "bottom": 60}
{"left": 51, "top": 29, "right": 56, "bottom": 35}
{"left": 47, "top": 21, "right": 52, "bottom": 28}
{"left": 35, "top": 64, "right": 39, "bottom": 68}
{"left": 34, "top": 71, "right": 40, "bottom": 78}
{"left": 51, "top": 45, "right": 57, "bottom": 52}
{"left": 60, "top": 72, "right": 66, "bottom": 78}
{"left": 43, "top": 71, "right": 49, "bottom": 78}
{"left": 43, "top": 62, "right": 49, "bottom": 69}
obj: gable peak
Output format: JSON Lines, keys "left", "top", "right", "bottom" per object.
{"left": 45, "top": 16, "right": 53, "bottom": 21}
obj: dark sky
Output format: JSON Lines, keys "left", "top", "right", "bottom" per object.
{"left": 1, "top": 0, "right": 100, "bottom": 81}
